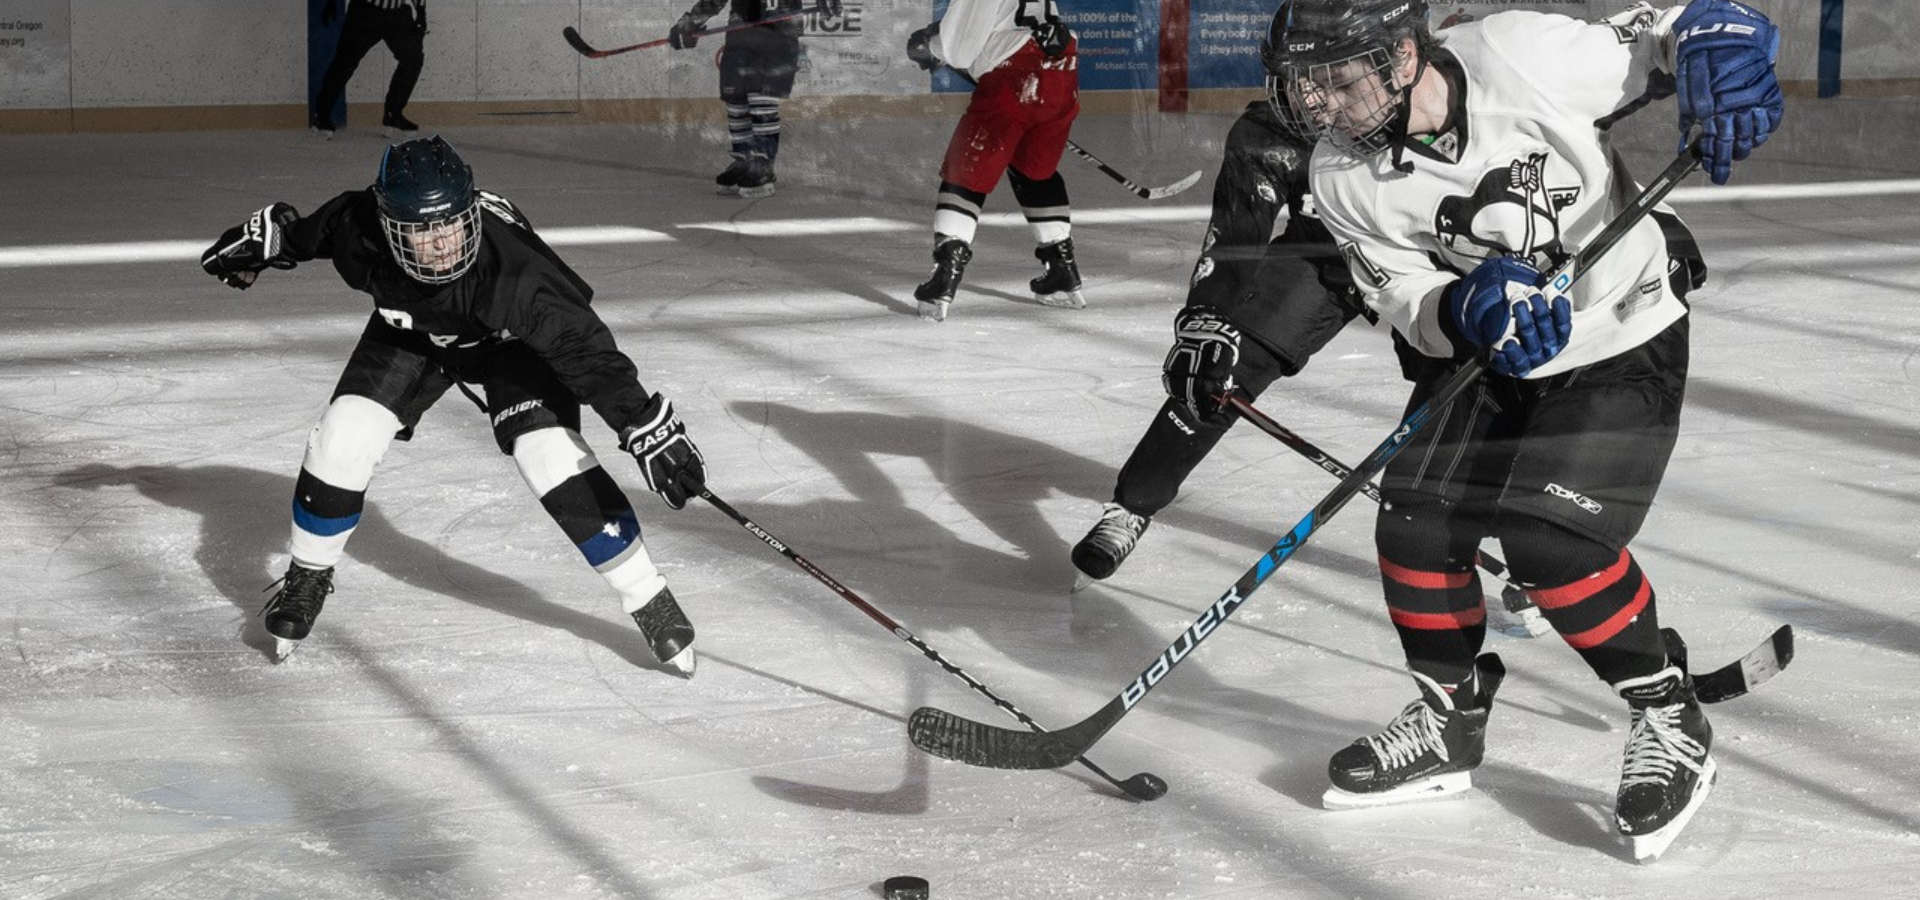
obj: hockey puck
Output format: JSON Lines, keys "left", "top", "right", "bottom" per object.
{"left": 883, "top": 875, "right": 930, "bottom": 900}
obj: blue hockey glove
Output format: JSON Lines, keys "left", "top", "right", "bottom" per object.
{"left": 1450, "top": 257, "right": 1571, "bottom": 378}
{"left": 668, "top": 15, "right": 703, "bottom": 51}
{"left": 1673, "top": 0, "right": 1783, "bottom": 185}
{"left": 1162, "top": 305, "right": 1242, "bottom": 422}
{"left": 906, "top": 26, "right": 940, "bottom": 71}
{"left": 622, "top": 394, "right": 706, "bottom": 510}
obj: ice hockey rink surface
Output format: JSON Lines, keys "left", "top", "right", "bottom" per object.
{"left": 3, "top": 97, "right": 1918, "bottom": 898}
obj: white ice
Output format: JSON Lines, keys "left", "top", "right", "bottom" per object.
{"left": 3, "top": 99, "right": 1918, "bottom": 899}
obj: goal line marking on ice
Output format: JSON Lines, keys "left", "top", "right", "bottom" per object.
{"left": 6, "top": 179, "right": 1918, "bottom": 269}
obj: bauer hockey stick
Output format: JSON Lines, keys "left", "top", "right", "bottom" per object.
{"left": 698, "top": 489, "right": 1169, "bottom": 801}
{"left": 908, "top": 142, "right": 1706, "bottom": 772}
{"left": 946, "top": 69, "right": 1201, "bottom": 201}
{"left": 562, "top": 13, "right": 807, "bottom": 60}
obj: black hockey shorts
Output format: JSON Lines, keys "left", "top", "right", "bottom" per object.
{"left": 331, "top": 315, "right": 584, "bottom": 455}
{"left": 1380, "top": 316, "right": 1690, "bottom": 552}
{"left": 719, "top": 26, "right": 800, "bottom": 102}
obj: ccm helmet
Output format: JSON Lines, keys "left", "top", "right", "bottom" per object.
{"left": 1271, "top": 0, "right": 1432, "bottom": 158}
{"left": 374, "top": 136, "right": 481, "bottom": 284}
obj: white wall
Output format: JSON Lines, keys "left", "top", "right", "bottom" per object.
{"left": 0, "top": 0, "right": 1912, "bottom": 113}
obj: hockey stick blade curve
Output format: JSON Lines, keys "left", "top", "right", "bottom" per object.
{"left": 561, "top": 26, "right": 600, "bottom": 58}
{"left": 1142, "top": 169, "right": 1204, "bottom": 201}
{"left": 1695, "top": 625, "right": 1794, "bottom": 704}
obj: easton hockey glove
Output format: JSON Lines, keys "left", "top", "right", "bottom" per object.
{"left": 621, "top": 393, "right": 706, "bottom": 510}
{"left": 1448, "top": 256, "right": 1571, "bottom": 378}
{"left": 201, "top": 202, "right": 300, "bottom": 290}
{"left": 1162, "top": 305, "right": 1242, "bottom": 422}
{"left": 1673, "top": 0, "right": 1782, "bottom": 185}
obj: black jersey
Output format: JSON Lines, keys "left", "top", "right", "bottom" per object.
{"left": 279, "top": 190, "right": 656, "bottom": 434}
{"left": 1189, "top": 101, "right": 1365, "bottom": 377}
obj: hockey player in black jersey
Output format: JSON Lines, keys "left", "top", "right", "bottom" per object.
{"left": 200, "top": 136, "right": 707, "bottom": 675}
{"left": 1272, "top": 0, "right": 1778, "bottom": 861}
{"left": 1069, "top": 22, "right": 1368, "bottom": 590}
{"left": 669, "top": 0, "right": 841, "bottom": 198}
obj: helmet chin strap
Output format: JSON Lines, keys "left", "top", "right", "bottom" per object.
{"left": 1387, "top": 50, "right": 1430, "bottom": 175}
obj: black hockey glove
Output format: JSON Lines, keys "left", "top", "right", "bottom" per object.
{"left": 906, "top": 26, "right": 939, "bottom": 72}
{"left": 1163, "top": 305, "right": 1242, "bottom": 422}
{"left": 668, "top": 15, "right": 703, "bottom": 50}
{"left": 814, "top": 0, "right": 841, "bottom": 19}
{"left": 621, "top": 393, "right": 707, "bottom": 510}
{"left": 201, "top": 202, "right": 300, "bottom": 291}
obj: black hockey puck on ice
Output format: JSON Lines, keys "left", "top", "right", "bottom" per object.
{"left": 883, "top": 875, "right": 930, "bottom": 900}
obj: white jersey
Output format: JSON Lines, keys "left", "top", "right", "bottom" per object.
{"left": 1311, "top": 5, "right": 1688, "bottom": 378}
{"left": 930, "top": 0, "right": 1065, "bottom": 76}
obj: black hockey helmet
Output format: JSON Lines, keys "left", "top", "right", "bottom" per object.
{"left": 374, "top": 136, "right": 482, "bottom": 284}
{"left": 1270, "top": 0, "right": 1433, "bottom": 158}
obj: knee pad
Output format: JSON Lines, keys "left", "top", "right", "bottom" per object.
{"left": 1375, "top": 492, "right": 1480, "bottom": 571}
{"left": 511, "top": 427, "right": 595, "bottom": 497}
{"left": 304, "top": 394, "right": 401, "bottom": 492}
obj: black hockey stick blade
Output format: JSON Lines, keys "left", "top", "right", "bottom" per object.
{"left": 910, "top": 701, "right": 1121, "bottom": 771}
{"left": 1694, "top": 625, "right": 1794, "bottom": 704}
{"left": 561, "top": 26, "right": 599, "bottom": 57}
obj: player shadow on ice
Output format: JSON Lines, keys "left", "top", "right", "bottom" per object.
{"left": 64, "top": 462, "right": 664, "bottom": 671}
{"left": 746, "top": 667, "right": 935, "bottom": 816}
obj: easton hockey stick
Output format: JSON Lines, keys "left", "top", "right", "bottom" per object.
{"left": 1222, "top": 393, "right": 1547, "bottom": 635}
{"left": 946, "top": 69, "right": 1201, "bottom": 201}
{"left": 698, "top": 489, "right": 1168, "bottom": 801}
{"left": 562, "top": 13, "right": 806, "bottom": 60}
{"left": 908, "top": 142, "right": 1704, "bottom": 771}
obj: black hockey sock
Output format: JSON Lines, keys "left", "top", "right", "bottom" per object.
{"left": 1008, "top": 168, "right": 1070, "bottom": 243}
{"left": 1376, "top": 506, "right": 1486, "bottom": 686}
{"left": 537, "top": 466, "right": 644, "bottom": 570}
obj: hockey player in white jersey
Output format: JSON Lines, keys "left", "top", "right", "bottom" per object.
{"left": 904, "top": 0, "right": 1084, "bottom": 321}
{"left": 1270, "top": 0, "right": 1781, "bottom": 861}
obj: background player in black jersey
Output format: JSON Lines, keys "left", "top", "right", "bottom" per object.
{"left": 669, "top": 0, "right": 840, "bottom": 198}
{"left": 1068, "top": 24, "right": 1366, "bottom": 591}
{"left": 311, "top": 0, "right": 428, "bottom": 136}
{"left": 200, "top": 137, "right": 708, "bottom": 675}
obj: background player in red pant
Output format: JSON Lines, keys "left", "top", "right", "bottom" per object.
{"left": 905, "top": 0, "right": 1085, "bottom": 322}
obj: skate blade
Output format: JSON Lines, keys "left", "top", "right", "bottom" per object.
{"left": 918, "top": 299, "right": 949, "bottom": 322}
{"left": 736, "top": 184, "right": 775, "bottom": 200}
{"left": 659, "top": 646, "right": 697, "bottom": 678}
{"left": 1035, "top": 289, "right": 1086, "bottom": 310}
{"left": 1627, "top": 758, "right": 1718, "bottom": 863}
{"left": 1070, "top": 570, "right": 1096, "bottom": 593}
{"left": 272, "top": 636, "right": 300, "bottom": 661}
{"left": 1322, "top": 771, "right": 1473, "bottom": 810}
{"left": 714, "top": 185, "right": 741, "bottom": 196}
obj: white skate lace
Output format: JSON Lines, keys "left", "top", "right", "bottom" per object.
{"left": 1620, "top": 704, "right": 1709, "bottom": 788}
{"left": 1089, "top": 504, "right": 1148, "bottom": 556}
{"left": 1364, "top": 699, "right": 1449, "bottom": 769}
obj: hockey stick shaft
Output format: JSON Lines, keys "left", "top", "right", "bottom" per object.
{"left": 698, "top": 489, "right": 1166, "bottom": 800}
{"left": 945, "top": 68, "right": 1200, "bottom": 201}
{"left": 562, "top": 13, "right": 806, "bottom": 59}
{"left": 1221, "top": 394, "right": 1522, "bottom": 585}
{"left": 908, "top": 142, "right": 1702, "bottom": 771}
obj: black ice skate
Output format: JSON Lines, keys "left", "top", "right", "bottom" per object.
{"left": 632, "top": 587, "right": 696, "bottom": 677}
{"left": 1070, "top": 502, "right": 1150, "bottom": 592}
{"left": 714, "top": 155, "right": 752, "bottom": 196}
{"left": 1323, "top": 653, "right": 1505, "bottom": 810}
{"left": 735, "top": 153, "right": 776, "bottom": 200}
{"left": 382, "top": 111, "right": 420, "bottom": 135}
{"left": 309, "top": 109, "right": 335, "bottom": 140}
{"left": 260, "top": 563, "right": 335, "bottom": 660}
{"left": 913, "top": 237, "right": 972, "bottom": 322}
{"left": 1614, "top": 664, "right": 1716, "bottom": 862}
{"left": 1030, "top": 238, "right": 1086, "bottom": 309}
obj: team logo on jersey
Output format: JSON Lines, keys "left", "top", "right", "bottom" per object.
{"left": 1433, "top": 153, "right": 1578, "bottom": 269}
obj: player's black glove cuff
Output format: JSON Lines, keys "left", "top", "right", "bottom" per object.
{"left": 1163, "top": 305, "right": 1243, "bottom": 423}
{"left": 668, "top": 15, "right": 703, "bottom": 50}
{"left": 621, "top": 394, "right": 707, "bottom": 510}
